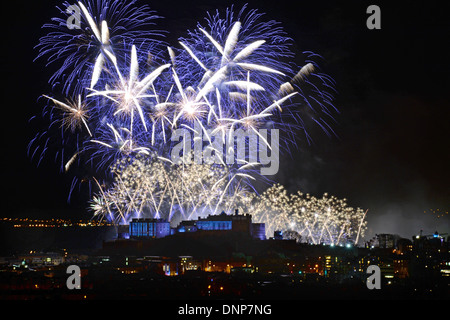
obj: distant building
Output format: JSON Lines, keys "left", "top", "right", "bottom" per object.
{"left": 273, "top": 231, "right": 283, "bottom": 240}
{"left": 15, "top": 252, "right": 64, "bottom": 267}
{"left": 410, "top": 230, "right": 449, "bottom": 280}
{"left": 196, "top": 212, "right": 232, "bottom": 231}
{"left": 188, "top": 210, "right": 266, "bottom": 240}
{"left": 365, "top": 233, "right": 412, "bottom": 250}
{"left": 129, "top": 210, "right": 266, "bottom": 240}
{"left": 117, "top": 224, "right": 130, "bottom": 239}
{"left": 129, "top": 219, "right": 171, "bottom": 239}
{"left": 376, "top": 233, "right": 402, "bottom": 249}
{"left": 251, "top": 223, "right": 266, "bottom": 241}
{"left": 176, "top": 220, "right": 198, "bottom": 233}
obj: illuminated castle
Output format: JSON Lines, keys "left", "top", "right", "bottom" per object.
{"left": 129, "top": 218, "right": 171, "bottom": 239}
{"left": 129, "top": 210, "right": 265, "bottom": 240}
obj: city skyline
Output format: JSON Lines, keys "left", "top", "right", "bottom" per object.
{"left": 1, "top": 212, "right": 448, "bottom": 300}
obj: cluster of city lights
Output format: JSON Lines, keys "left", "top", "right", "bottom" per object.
{"left": 1, "top": 217, "right": 112, "bottom": 228}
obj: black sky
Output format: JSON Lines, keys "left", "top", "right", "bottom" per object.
{"left": 1, "top": 0, "right": 449, "bottom": 240}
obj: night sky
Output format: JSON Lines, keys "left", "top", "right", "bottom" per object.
{"left": 1, "top": 0, "right": 448, "bottom": 241}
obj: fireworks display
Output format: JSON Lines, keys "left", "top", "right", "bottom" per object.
{"left": 250, "top": 184, "right": 368, "bottom": 245}
{"left": 35, "top": 0, "right": 164, "bottom": 95}
{"left": 31, "top": 0, "right": 366, "bottom": 244}
{"left": 90, "top": 152, "right": 255, "bottom": 226}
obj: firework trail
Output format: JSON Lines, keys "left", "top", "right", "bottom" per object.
{"left": 35, "top": 0, "right": 165, "bottom": 95}
{"left": 31, "top": 1, "right": 352, "bottom": 233}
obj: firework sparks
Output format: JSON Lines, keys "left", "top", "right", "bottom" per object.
{"left": 33, "top": 1, "right": 344, "bottom": 231}
{"left": 87, "top": 45, "right": 171, "bottom": 132}
{"left": 90, "top": 153, "right": 254, "bottom": 225}
{"left": 35, "top": 0, "right": 164, "bottom": 94}
{"left": 250, "top": 184, "right": 368, "bottom": 245}
{"left": 42, "top": 94, "right": 92, "bottom": 136}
